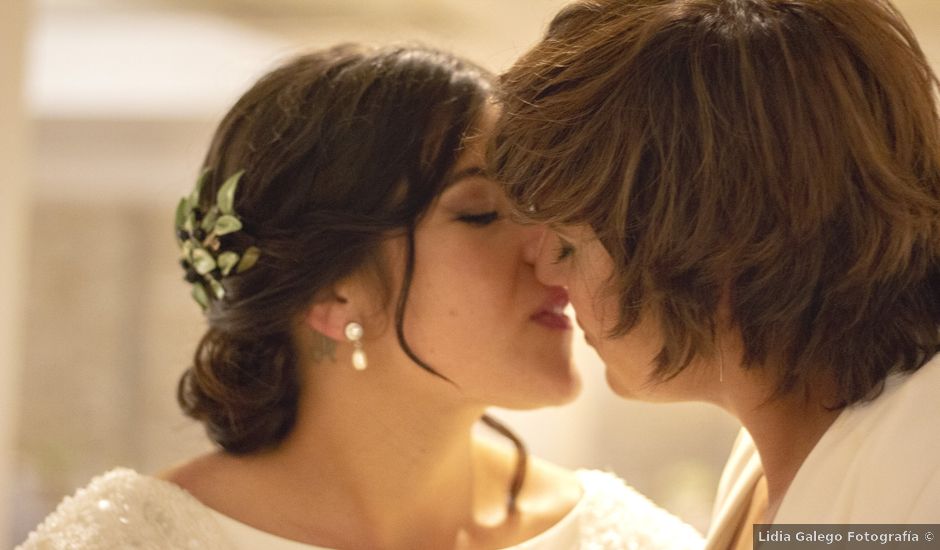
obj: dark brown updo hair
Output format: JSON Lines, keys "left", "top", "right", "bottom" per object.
{"left": 177, "top": 45, "right": 526, "bottom": 492}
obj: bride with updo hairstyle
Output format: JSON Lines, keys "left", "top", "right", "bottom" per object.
{"left": 17, "top": 44, "right": 701, "bottom": 549}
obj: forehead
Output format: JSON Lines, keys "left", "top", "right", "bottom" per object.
{"left": 442, "top": 177, "right": 499, "bottom": 202}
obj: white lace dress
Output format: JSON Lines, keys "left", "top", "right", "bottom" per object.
{"left": 17, "top": 468, "right": 703, "bottom": 550}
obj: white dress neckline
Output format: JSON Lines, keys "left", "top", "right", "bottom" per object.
{"left": 206, "top": 470, "right": 590, "bottom": 550}
{"left": 17, "top": 466, "right": 703, "bottom": 549}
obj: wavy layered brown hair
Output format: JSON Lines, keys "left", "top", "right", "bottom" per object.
{"left": 177, "top": 44, "right": 527, "bottom": 508}
{"left": 490, "top": 0, "right": 940, "bottom": 405}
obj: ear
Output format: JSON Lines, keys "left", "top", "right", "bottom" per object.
{"left": 302, "top": 286, "right": 352, "bottom": 343}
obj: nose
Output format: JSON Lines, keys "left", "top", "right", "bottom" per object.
{"left": 521, "top": 223, "right": 548, "bottom": 266}
{"left": 520, "top": 223, "right": 566, "bottom": 287}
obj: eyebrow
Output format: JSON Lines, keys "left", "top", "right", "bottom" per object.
{"left": 445, "top": 166, "right": 486, "bottom": 188}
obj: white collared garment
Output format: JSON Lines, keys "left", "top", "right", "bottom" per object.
{"left": 705, "top": 353, "right": 940, "bottom": 549}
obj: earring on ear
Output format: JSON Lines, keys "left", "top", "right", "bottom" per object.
{"left": 344, "top": 321, "right": 367, "bottom": 371}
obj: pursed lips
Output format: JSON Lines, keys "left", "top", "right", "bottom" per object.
{"left": 529, "top": 287, "right": 572, "bottom": 330}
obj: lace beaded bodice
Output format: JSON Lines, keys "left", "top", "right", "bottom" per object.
{"left": 16, "top": 469, "right": 229, "bottom": 550}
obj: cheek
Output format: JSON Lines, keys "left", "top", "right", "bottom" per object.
{"left": 408, "top": 234, "right": 520, "bottom": 340}
{"left": 566, "top": 257, "right": 662, "bottom": 386}
{"left": 431, "top": 241, "right": 515, "bottom": 303}
{"left": 593, "top": 311, "right": 673, "bottom": 399}
{"left": 401, "top": 236, "right": 537, "bottom": 392}
{"left": 567, "top": 268, "right": 616, "bottom": 337}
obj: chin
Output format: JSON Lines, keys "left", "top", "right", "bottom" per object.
{"left": 548, "top": 367, "right": 582, "bottom": 405}
{"left": 605, "top": 365, "right": 659, "bottom": 401}
{"left": 543, "top": 355, "right": 582, "bottom": 401}
{"left": 605, "top": 366, "right": 692, "bottom": 403}
{"left": 499, "top": 365, "right": 582, "bottom": 410}
{"left": 605, "top": 367, "right": 635, "bottom": 399}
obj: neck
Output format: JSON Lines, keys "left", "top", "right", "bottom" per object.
{"left": 716, "top": 370, "right": 841, "bottom": 522}
{"left": 250, "top": 354, "right": 492, "bottom": 549}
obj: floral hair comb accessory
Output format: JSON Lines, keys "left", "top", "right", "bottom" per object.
{"left": 175, "top": 169, "right": 261, "bottom": 310}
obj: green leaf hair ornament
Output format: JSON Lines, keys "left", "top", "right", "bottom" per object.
{"left": 175, "top": 169, "right": 261, "bottom": 310}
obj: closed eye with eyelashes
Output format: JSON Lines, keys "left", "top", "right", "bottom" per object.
{"left": 554, "top": 237, "right": 575, "bottom": 263}
{"left": 456, "top": 211, "right": 500, "bottom": 226}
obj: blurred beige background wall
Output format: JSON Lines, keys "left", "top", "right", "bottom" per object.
{"left": 5, "top": 0, "right": 940, "bottom": 547}
{"left": 2, "top": 0, "right": 30, "bottom": 546}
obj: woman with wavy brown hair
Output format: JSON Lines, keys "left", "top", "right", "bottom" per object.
{"left": 18, "top": 44, "right": 702, "bottom": 550}
{"left": 491, "top": 0, "right": 940, "bottom": 547}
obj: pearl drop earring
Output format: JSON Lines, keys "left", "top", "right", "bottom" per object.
{"left": 344, "top": 321, "right": 367, "bottom": 371}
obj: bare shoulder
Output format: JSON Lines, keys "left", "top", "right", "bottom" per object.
{"left": 157, "top": 452, "right": 223, "bottom": 489}
{"left": 156, "top": 452, "right": 246, "bottom": 512}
